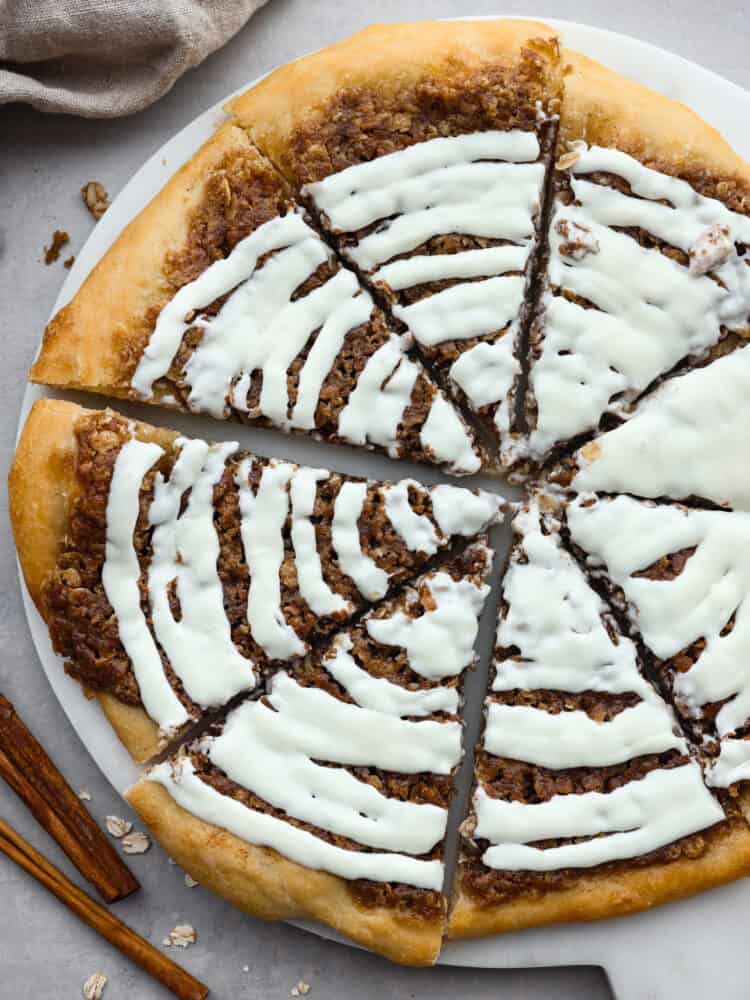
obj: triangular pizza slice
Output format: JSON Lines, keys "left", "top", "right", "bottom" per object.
{"left": 127, "top": 541, "right": 495, "bottom": 966}
{"left": 515, "top": 52, "right": 750, "bottom": 473}
{"left": 30, "top": 125, "right": 484, "bottom": 476}
{"left": 449, "top": 496, "right": 750, "bottom": 939}
{"left": 567, "top": 493, "right": 750, "bottom": 802}
{"left": 230, "top": 20, "right": 563, "bottom": 466}
{"left": 10, "top": 399, "right": 503, "bottom": 763}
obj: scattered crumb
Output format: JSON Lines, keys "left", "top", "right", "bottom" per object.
{"left": 162, "top": 938, "right": 172, "bottom": 948}
{"left": 555, "top": 217, "right": 600, "bottom": 261}
{"left": 184, "top": 874, "right": 199, "bottom": 888}
{"left": 81, "top": 180, "right": 110, "bottom": 220}
{"left": 580, "top": 440, "right": 603, "bottom": 463}
{"left": 555, "top": 150, "right": 580, "bottom": 171}
{"left": 105, "top": 815, "right": 132, "bottom": 839}
{"left": 64, "top": 255, "right": 75, "bottom": 269}
{"left": 78, "top": 789, "right": 92, "bottom": 802}
{"left": 82, "top": 972, "right": 107, "bottom": 999}
{"left": 555, "top": 141, "right": 587, "bottom": 172}
{"left": 242, "top": 965, "right": 250, "bottom": 973}
{"left": 168, "top": 857, "right": 177, "bottom": 865}
{"left": 44, "top": 229, "right": 69, "bottom": 265}
{"left": 167, "top": 924, "right": 197, "bottom": 949}
{"left": 459, "top": 814, "right": 476, "bottom": 838}
{"left": 689, "top": 223, "right": 733, "bottom": 275}
{"left": 291, "top": 982, "right": 311, "bottom": 997}
{"left": 122, "top": 830, "right": 151, "bottom": 855}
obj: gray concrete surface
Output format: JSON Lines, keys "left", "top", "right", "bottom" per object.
{"left": 1, "top": 1, "right": 748, "bottom": 996}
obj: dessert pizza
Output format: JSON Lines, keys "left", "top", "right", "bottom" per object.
{"left": 10, "top": 16, "right": 750, "bottom": 966}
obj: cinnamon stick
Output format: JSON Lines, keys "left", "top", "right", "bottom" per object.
{"left": 0, "top": 692, "right": 139, "bottom": 902}
{"left": 0, "top": 817, "right": 209, "bottom": 999}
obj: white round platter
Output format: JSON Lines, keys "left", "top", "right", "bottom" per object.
{"left": 16, "top": 17, "right": 750, "bottom": 997}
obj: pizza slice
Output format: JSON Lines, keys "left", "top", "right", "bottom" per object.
{"left": 449, "top": 496, "right": 750, "bottom": 939}
{"left": 127, "top": 541, "right": 495, "bottom": 966}
{"left": 9, "top": 399, "right": 503, "bottom": 763}
{"left": 30, "top": 125, "right": 484, "bottom": 476}
{"left": 566, "top": 493, "right": 750, "bottom": 803}
{"left": 516, "top": 51, "right": 750, "bottom": 472}
{"left": 230, "top": 19, "right": 564, "bottom": 465}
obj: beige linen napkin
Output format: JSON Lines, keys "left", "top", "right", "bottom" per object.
{"left": 0, "top": 0, "right": 269, "bottom": 117}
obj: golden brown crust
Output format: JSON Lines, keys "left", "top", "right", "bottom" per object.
{"left": 560, "top": 50, "right": 750, "bottom": 206}
{"left": 447, "top": 814, "right": 750, "bottom": 938}
{"left": 30, "top": 125, "right": 260, "bottom": 395}
{"left": 9, "top": 399, "right": 83, "bottom": 615}
{"left": 9, "top": 399, "right": 178, "bottom": 763}
{"left": 127, "top": 780, "right": 444, "bottom": 965}
{"left": 98, "top": 693, "right": 161, "bottom": 765}
{"left": 230, "top": 19, "right": 562, "bottom": 185}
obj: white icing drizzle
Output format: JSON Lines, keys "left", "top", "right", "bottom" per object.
{"left": 449, "top": 336, "right": 520, "bottom": 433}
{"left": 289, "top": 468, "right": 351, "bottom": 617}
{"left": 494, "top": 501, "right": 656, "bottom": 700}
{"left": 305, "top": 131, "right": 541, "bottom": 249}
{"left": 304, "top": 131, "right": 544, "bottom": 433}
{"left": 418, "top": 392, "right": 482, "bottom": 475}
{"left": 199, "top": 681, "right": 454, "bottom": 852}
{"left": 572, "top": 343, "right": 750, "bottom": 511}
{"left": 707, "top": 737, "right": 750, "bottom": 788}
{"left": 392, "top": 276, "right": 525, "bottom": 347}
{"left": 366, "top": 569, "right": 490, "bottom": 681}
{"left": 130, "top": 210, "right": 480, "bottom": 474}
{"left": 484, "top": 702, "right": 685, "bottom": 769}
{"left": 382, "top": 481, "right": 440, "bottom": 555}
{"left": 147, "top": 439, "right": 256, "bottom": 710}
{"left": 567, "top": 495, "right": 750, "bottom": 740}
{"left": 101, "top": 437, "right": 190, "bottom": 735}
{"left": 248, "top": 670, "right": 462, "bottom": 774}
{"left": 374, "top": 244, "right": 528, "bottom": 290}
{"left": 189, "top": 246, "right": 355, "bottom": 424}
{"left": 148, "top": 757, "right": 444, "bottom": 890}
{"left": 474, "top": 763, "right": 723, "bottom": 872}
{"left": 527, "top": 145, "right": 750, "bottom": 457}
{"left": 430, "top": 485, "right": 503, "bottom": 538}
{"left": 132, "top": 212, "right": 318, "bottom": 396}
{"left": 289, "top": 289, "right": 374, "bottom": 429}
{"left": 337, "top": 334, "right": 418, "bottom": 457}
{"left": 324, "top": 635, "right": 459, "bottom": 717}
{"left": 571, "top": 147, "right": 750, "bottom": 250}
{"left": 236, "top": 459, "right": 307, "bottom": 661}
{"left": 328, "top": 478, "right": 496, "bottom": 604}
{"left": 334, "top": 329, "right": 480, "bottom": 474}
{"left": 331, "top": 481, "right": 390, "bottom": 601}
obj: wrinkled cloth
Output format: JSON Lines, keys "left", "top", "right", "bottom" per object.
{"left": 0, "top": 0, "right": 269, "bottom": 117}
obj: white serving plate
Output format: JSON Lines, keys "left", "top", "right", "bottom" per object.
{"left": 16, "top": 18, "right": 750, "bottom": 999}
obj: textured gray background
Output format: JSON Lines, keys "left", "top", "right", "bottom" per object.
{"left": 1, "top": 2, "right": 748, "bottom": 997}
